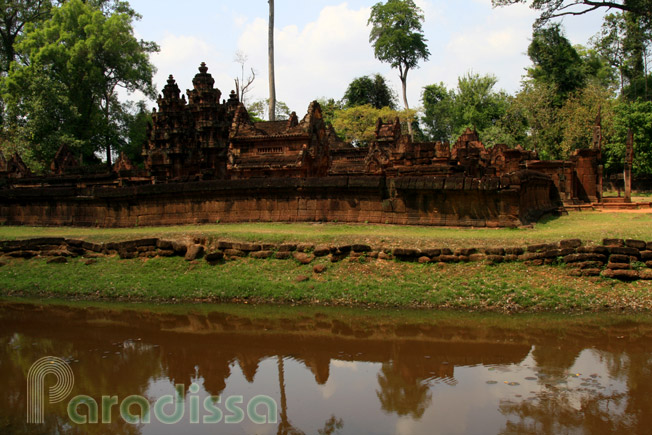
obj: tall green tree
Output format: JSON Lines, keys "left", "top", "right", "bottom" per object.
{"left": 331, "top": 104, "right": 415, "bottom": 146}
{"left": 2, "top": 0, "right": 158, "bottom": 168}
{"left": 0, "top": 0, "right": 55, "bottom": 75}
{"left": 421, "top": 82, "right": 455, "bottom": 142}
{"left": 342, "top": 74, "right": 397, "bottom": 109}
{"left": 368, "top": 0, "right": 429, "bottom": 137}
{"left": 606, "top": 101, "right": 652, "bottom": 175}
{"left": 528, "top": 24, "right": 587, "bottom": 105}
{"left": 592, "top": 13, "right": 629, "bottom": 93}
{"left": 421, "top": 73, "right": 510, "bottom": 143}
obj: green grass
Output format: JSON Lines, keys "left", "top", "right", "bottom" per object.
{"left": 0, "top": 211, "right": 651, "bottom": 249}
{"left": 1, "top": 256, "right": 651, "bottom": 313}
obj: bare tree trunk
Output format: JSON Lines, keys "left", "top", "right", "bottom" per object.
{"left": 268, "top": 0, "right": 276, "bottom": 121}
{"left": 104, "top": 92, "right": 112, "bottom": 167}
{"left": 399, "top": 68, "right": 413, "bottom": 139}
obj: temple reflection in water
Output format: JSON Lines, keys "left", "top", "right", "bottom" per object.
{"left": 1, "top": 302, "right": 651, "bottom": 434}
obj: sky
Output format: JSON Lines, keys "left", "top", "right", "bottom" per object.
{"left": 126, "top": 0, "right": 608, "bottom": 115}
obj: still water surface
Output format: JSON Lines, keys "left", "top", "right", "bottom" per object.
{"left": 1, "top": 300, "right": 651, "bottom": 434}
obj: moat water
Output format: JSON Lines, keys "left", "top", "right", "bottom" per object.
{"left": 1, "top": 300, "right": 651, "bottom": 434}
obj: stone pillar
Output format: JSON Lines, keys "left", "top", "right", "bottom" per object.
{"left": 592, "top": 109, "right": 603, "bottom": 202}
{"left": 624, "top": 129, "right": 633, "bottom": 203}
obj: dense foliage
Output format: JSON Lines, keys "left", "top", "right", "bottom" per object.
{"left": 0, "top": 0, "right": 157, "bottom": 170}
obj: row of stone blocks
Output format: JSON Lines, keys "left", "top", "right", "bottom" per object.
{"left": 1, "top": 237, "right": 652, "bottom": 281}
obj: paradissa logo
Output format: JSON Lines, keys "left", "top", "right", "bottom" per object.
{"left": 28, "top": 356, "right": 278, "bottom": 426}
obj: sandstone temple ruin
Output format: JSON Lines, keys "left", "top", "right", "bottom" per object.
{"left": 0, "top": 63, "right": 603, "bottom": 228}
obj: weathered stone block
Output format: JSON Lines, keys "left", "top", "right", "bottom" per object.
{"left": 438, "top": 255, "right": 459, "bottom": 263}
{"left": 527, "top": 243, "right": 554, "bottom": 253}
{"left": 217, "top": 241, "right": 234, "bottom": 250}
{"left": 313, "top": 264, "right": 327, "bottom": 274}
{"left": 602, "top": 269, "right": 639, "bottom": 281}
{"left": 156, "top": 239, "right": 174, "bottom": 250}
{"left": 157, "top": 249, "right": 175, "bottom": 257}
{"left": 559, "top": 239, "right": 582, "bottom": 249}
{"left": 205, "top": 251, "right": 225, "bottom": 263}
{"left": 625, "top": 239, "right": 646, "bottom": 250}
{"left": 583, "top": 246, "right": 610, "bottom": 256}
{"left": 293, "top": 252, "right": 315, "bottom": 264}
{"left": 233, "top": 242, "right": 261, "bottom": 252}
{"left": 581, "top": 268, "right": 601, "bottom": 277}
{"left": 541, "top": 249, "right": 561, "bottom": 259}
{"left": 296, "top": 243, "right": 314, "bottom": 253}
{"left": 422, "top": 248, "right": 441, "bottom": 257}
{"left": 640, "top": 251, "right": 652, "bottom": 261}
{"left": 486, "top": 255, "right": 504, "bottom": 263}
{"left": 640, "top": 269, "right": 652, "bottom": 280}
{"left": 274, "top": 251, "right": 291, "bottom": 260}
{"left": 185, "top": 244, "right": 204, "bottom": 261}
{"left": 47, "top": 257, "right": 67, "bottom": 264}
{"left": 314, "top": 245, "right": 331, "bottom": 257}
{"left": 224, "top": 249, "right": 246, "bottom": 257}
{"left": 607, "top": 262, "right": 631, "bottom": 270}
{"left": 352, "top": 244, "right": 371, "bottom": 253}
{"left": 278, "top": 243, "right": 297, "bottom": 252}
{"left": 484, "top": 247, "right": 505, "bottom": 256}
{"left": 603, "top": 238, "right": 624, "bottom": 247}
{"left": 563, "top": 253, "right": 608, "bottom": 263}
{"left": 81, "top": 241, "right": 103, "bottom": 253}
{"left": 392, "top": 248, "right": 420, "bottom": 258}
{"left": 418, "top": 256, "right": 430, "bottom": 264}
{"left": 609, "top": 254, "right": 630, "bottom": 264}
{"left": 504, "top": 255, "right": 519, "bottom": 262}
{"left": 505, "top": 247, "right": 524, "bottom": 256}
{"left": 172, "top": 241, "right": 187, "bottom": 254}
{"left": 332, "top": 245, "right": 352, "bottom": 254}
{"left": 454, "top": 248, "right": 476, "bottom": 256}
{"left": 576, "top": 261, "right": 603, "bottom": 269}
{"left": 560, "top": 248, "right": 576, "bottom": 256}
{"left": 250, "top": 250, "right": 273, "bottom": 259}
{"left": 609, "top": 247, "right": 640, "bottom": 258}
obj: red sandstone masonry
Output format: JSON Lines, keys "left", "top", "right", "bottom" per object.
{"left": 0, "top": 172, "right": 559, "bottom": 228}
{"left": 2, "top": 237, "right": 651, "bottom": 281}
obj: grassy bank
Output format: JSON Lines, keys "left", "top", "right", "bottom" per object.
{"left": 1, "top": 210, "right": 651, "bottom": 249}
{"left": 1, "top": 255, "right": 651, "bottom": 312}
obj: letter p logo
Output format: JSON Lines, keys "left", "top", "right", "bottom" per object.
{"left": 27, "top": 356, "right": 75, "bottom": 424}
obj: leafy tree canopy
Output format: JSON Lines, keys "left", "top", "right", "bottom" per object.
{"left": 342, "top": 74, "right": 397, "bottom": 110}
{"left": 528, "top": 24, "right": 588, "bottom": 104}
{"left": 421, "top": 73, "right": 510, "bottom": 143}
{"left": 1, "top": 0, "right": 158, "bottom": 168}
{"left": 331, "top": 104, "right": 415, "bottom": 146}
{"left": 368, "top": 0, "right": 429, "bottom": 138}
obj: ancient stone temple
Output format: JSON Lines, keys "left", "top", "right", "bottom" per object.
{"left": 144, "top": 63, "right": 238, "bottom": 180}
{"left": 227, "top": 101, "right": 331, "bottom": 179}
{"left": 0, "top": 62, "right": 606, "bottom": 228}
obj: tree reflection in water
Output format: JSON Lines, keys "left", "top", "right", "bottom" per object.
{"left": 499, "top": 344, "right": 652, "bottom": 434}
{"left": 376, "top": 362, "right": 432, "bottom": 419}
{"left": 3, "top": 301, "right": 652, "bottom": 434}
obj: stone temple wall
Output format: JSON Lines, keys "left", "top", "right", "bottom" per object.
{"left": 0, "top": 171, "right": 559, "bottom": 228}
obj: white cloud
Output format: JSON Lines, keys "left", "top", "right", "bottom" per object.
{"left": 237, "top": 3, "right": 377, "bottom": 113}
{"left": 150, "top": 34, "right": 234, "bottom": 100}
{"left": 439, "top": 3, "right": 538, "bottom": 93}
